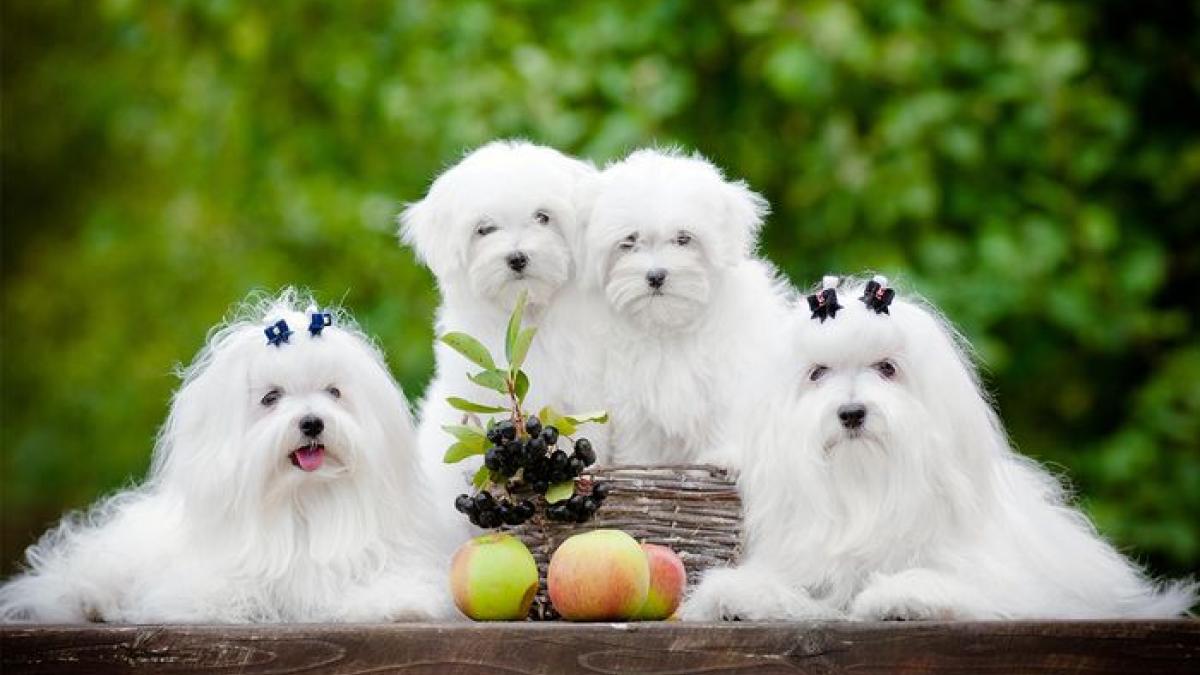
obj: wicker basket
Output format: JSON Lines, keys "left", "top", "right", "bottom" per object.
{"left": 511, "top": 463, "right": 742, "bottom": 620}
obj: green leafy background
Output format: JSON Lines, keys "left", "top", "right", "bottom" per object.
{"left": 3, "top": 0, "right": 1197, "bottom": 580}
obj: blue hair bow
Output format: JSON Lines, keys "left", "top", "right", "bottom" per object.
{"left": 264, "top": 320, "right": 293, "bottom": 347}
{"left": 309, "top": 312, "right": 332, "bottom": 336}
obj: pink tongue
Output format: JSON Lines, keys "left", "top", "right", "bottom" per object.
{"left": 294, "top": 445, "right": 324, "bottom": 472}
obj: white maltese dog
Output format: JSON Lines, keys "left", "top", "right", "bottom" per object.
{"left": 400, "top": 140, "right": 601, "bottom": 494}
{"left": 578, "top": 148, "right": 791, "bottom": 466}
{"left": 681, "top": 276, "right": 1196, "bottom": 620}
{"left": 0, "top": 290, "right": 462, "bottom": 623}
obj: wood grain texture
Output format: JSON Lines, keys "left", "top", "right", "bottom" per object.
{"left": 3, "top": 621, "right": 1197, "bottom": 675}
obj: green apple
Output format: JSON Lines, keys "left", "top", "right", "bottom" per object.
{"left": 631, "top": 544, "right": 687, "bottom": 620}
{"left": 449, "top": 533, "right": 539, "bottom": 621}
{"left": 547, "top": 529, "right": 649, "bottom": 621}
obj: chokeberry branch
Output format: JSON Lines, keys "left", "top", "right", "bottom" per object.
{"left": 441, "top": 290, "right": 610, "bottom": 530}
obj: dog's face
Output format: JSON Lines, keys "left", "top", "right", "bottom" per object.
{"left": 582, "top": 149, "right": 767, "bottom": 332}
{"left": 794, "top": 299, "right": 921, "bottom": 463}
{"left": 597, "top": 213, "right": 715, "bottom": 331}
{"left": 400, "top": 140, "right": 594, "bottom": 308}
{"left": 781, "top": 283, "right": 996, "bottom": 490}
{"left": 155, "top": 298, "right": 417, "bottom": 508}
{"left": 244, "top": 319, "right": 362, "bottom": 482}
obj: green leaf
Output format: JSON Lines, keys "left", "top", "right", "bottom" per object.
{"left": 563, "top": 410, "right": 609, "bottom": 425}
{"left": 514, "top": 369, "right": 530, "bottom": 403}
{"left": 440, "top": 332, "right": 496, "bottom": 370}
{"left": 469, "top": 369, "right": 510, "bottom": 394}
{"left": 545, "top": 480, "right": 575, "bottom": 504}
{"left": 442, "top": 424, "right": 487, "bottom": 444}
{"left": 447, "top": 397, "right": 507, "bottom": 414}
{"left": 443, "top": 423, "right": 487, "bottom": 441}
{"left": 509, "top": 326, "right": 537, "bottom": 373}
{"left": 471, "top": 464, "right": 491, "bottom": 489}
{"left": 444, "top": 440, "right": 486, "bottom": 464}
{"left": 538, "top": 405, "right": 576, "bottom": 436}
{"left": 505, "top": 290, "right": 528, "bottom": 364}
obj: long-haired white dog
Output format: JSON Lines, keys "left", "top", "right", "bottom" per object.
{"left": 400, "top": 140, "right": 600, "bottom": 493}
{"left": 579, "top": 148, "right": 792, "bottom": 466}
{"left": 0, "top": 290, "right": 461, "bottom": 623}
{"left": 682, "top": 276, "right": 1196, "bottom": 620}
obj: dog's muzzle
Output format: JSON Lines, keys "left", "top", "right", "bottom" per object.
{"left": 291, "top": 415, "right": 326, "bottom": 471}
{"left": 838, "top": 403, "right": 866, "bottom": 430}
{"left": 645, "top": 267, "right": 668, "bottom": 290}
{"left": 507, "top": 251, "right": 529, "bottom": 273}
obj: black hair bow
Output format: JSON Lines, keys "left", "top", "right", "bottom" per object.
{"left": 807, "top": 276, "right": 842, "bottom": 322}
{"left": 860, "top": 276, "right": 895, "bottom": 314}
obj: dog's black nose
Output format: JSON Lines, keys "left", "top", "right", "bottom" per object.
{"left": 507, "top": 251, "right": 529, "bottom": 272}
{"left": 299, "top": 414, "right": 324, "bottom": 438}
{"left": 838, "top": 404, "right": 866, "bottom": 429}
{"left": 646, "top": 268, "right": 668, "bottom": 289}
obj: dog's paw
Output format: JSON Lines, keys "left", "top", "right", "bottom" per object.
{"left": 850, "top": 590, "right": 956, "bottom": 621}
{"left": 679, "top": 567, "right": 839, "bottom": 622}
{"left": 678, "top": 569, "right": 745, "bottom": 621}
{"left": 337, "top": 577, "right": 455, "bottom": 622}
{"left": 850, "top": 569, "right": 983, "bottom": 621}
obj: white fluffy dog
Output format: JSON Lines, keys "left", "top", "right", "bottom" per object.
{"left": 682, "top": 276, "right": 1196, "bottom": 620}
{"left": 579, "top": 148, "right": 792, "bottom": 466}
{"left": 0, "top": 290, "right": 462, "bottom": 623}
{"left": 400, "top": 140, "right": 601, "bottom": 492}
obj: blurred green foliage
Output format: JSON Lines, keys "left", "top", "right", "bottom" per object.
{"left": 2, "top": 0, "right": 1197, "bottom": 579}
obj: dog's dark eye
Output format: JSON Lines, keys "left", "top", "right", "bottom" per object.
{"left": 618, "top": 233, "right": 638, "bottom": 251}
{"left": 675, "top": 231, "right": 692, "bottom": 246}
{"left": 261, "top": 389, "right": 283, "bottom": 406}
{"left": 326, "top": 386, "right": 341, "bottom": 399}
{"left": 809, "top": 366, "right": 829, "bottom": 382}
{"left": 873, "top": 360, "right": 897, "bottom": 379}
{"left": 533, "top": 210, "right": 550, "bottom": 225}
{"left": 476, "top": 223, "right": 497, "bottom": 237}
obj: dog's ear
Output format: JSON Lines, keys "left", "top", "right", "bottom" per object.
{"left": 557, "top": 153, "right": 599, "bottom": 256}
{"left": 721, "top": 178, "right": 770, "bottom": 261}
{"left": 149, "top": 324, "right": 258, "bottom": 507}
{"left": 574, "top": 170, "right": 611, "bottom": 290}
{"left": 898, "top": 299, "right": 1010, "bottom": 475}
{"left": 397, "top": 195, "right": 460, "bottom": 280}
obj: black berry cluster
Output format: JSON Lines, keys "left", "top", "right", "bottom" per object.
{"left": 480, "top": 417, "right": 596, "bottom": 491}
{"left": 455, "top": 492, "right": 536, "bottom": 529}
{"left": 544, "top": 482, "right": 609, "bottom": 523}
{"left": 453, "top": 414, "right": 606, "bottom": 528}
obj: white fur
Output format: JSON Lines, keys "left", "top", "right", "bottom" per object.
{"left": 681, "top": 278, "right": 1197, "bottom": 620}
{"left": 579, "top": 148, "right": 792, "bottom": 466}
{"left": 0, "top": 290, "right": 463, "bottom": 623}
{"left": 400, "top": 140, "right": 604, "bottom": 504}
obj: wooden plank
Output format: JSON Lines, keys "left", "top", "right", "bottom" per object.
{"left": 2, "top": 621, "right": 1197, "bottom": 675}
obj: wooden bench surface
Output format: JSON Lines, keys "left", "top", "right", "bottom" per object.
{"left": 2, "top": 621, "right": 1197, "bottom": 674}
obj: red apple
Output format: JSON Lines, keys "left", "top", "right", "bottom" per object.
{"left": 449, "top": 533, "right": 539, "bottom": 621}
{"left": 632, "top": 544, "right": 687, "bottom": 620}
{"left": 547, "top": 529, "right": 649, "bottom": 621}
